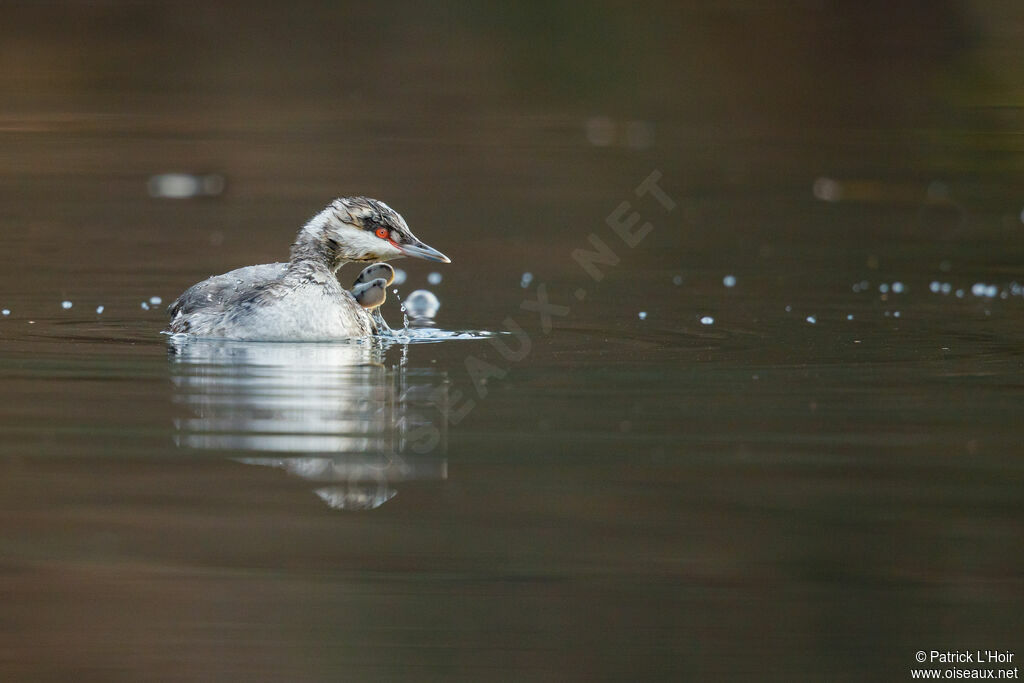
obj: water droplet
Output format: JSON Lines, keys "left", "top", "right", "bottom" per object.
{"left": 149, "top": 296, "right": 162, "bottom": 306}
{"left": 846, "top": 314, "right": 854, "bottom": 320}
{"left": 879, "top": 283, "right": 889, "bottom": 293}
{"left": 61, "top": 300, "right": 73, "bottom": 309}
{"left": 638, "top": 311, "right": 647, "bottom": 320}
{"left": 784, "top": 305, "right": 792, "bottom": 312}
{"left": 520, "top": 272, "right": 533, "bottom": 288}
{"left": 892, "top": 282, "right": 904, "bottom": 293}
{"left": 806, "top": 316, "right": 816, "bottom": 324}
{"left": 672, "top": 275, "right": 683, "bottom": 286}
{"left": 700, "top": 316, "right": 714, "bottom": 325}
{"left": 723, "top": 275, "right": 736, "bottom": 288}
{"left": 406, "top": 290, "right": 441, "bottom": 320}
{"left": 1, "top": 309, "right": 9, "bottom": 316}
{"left": 929, "top": 281, "right": 940, "bottom": 293}
{"left": 141, "top": 302, "right": 150, "bottom": 310}
{"left": 893, "top": 311, "right": 901, "bottom": 318}
{"left": 427, "top": 272, "right": 442, "bottom": 285}
{"left": 95, "top": 305, "right": 104, "bottom": 314}
{"left": 392, "top": 268, "right": 407, "bottom": 286}
{"left": 971, "top": 283, "right": 985, "bottom": 296}
{"left": 939, "top": 260, "right": 952, "bottom": 272}
{"left": 985, "top": 285, "right": 997, "bottom": 298}
{"left": 955, "top": 289, "right": 965, "bottom": 298}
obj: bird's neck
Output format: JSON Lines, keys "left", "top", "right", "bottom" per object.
{"left": 289, "top": 218, "right": 346, "bottom": 274}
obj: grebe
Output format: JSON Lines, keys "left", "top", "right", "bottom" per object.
{"left": 167, "top": 197, "right": 448, "bottom": 340}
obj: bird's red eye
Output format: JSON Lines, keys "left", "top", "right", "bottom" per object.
{"left": 375, "top": 227, "right": 389, "bottom": 239}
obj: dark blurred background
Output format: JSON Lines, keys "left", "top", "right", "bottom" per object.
{"left": 3, "top": 1, "right": 1021, "bottom": 293}
{"left": 1, "top": 2, "right": 1023, "bottom": 681}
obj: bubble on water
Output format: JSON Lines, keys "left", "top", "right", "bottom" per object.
{"left": 149, "top": 296, "right": 162, "bottom": 306}
{"left": 638, "top": 311, "right": 647, "bottom": 320}
{"left": 879, "top": 283, "right": 889, "bottom": 294}
{"left": 1, "top": 309, "right": 9, "bottom": 316}
{"left": 929, "top": 281, "right": 940, "bottom": 293}
{"left": 520, "top": 272, "right": 533, "bottom": 288}
{"left": 141, "top": 301, "right": 150, "bottom": 310}
{"left": 971, "top": 283, "right": 985, "bottom": 296}
{"left": 812, "top": 177, "right": 841, "bottom": 202}
{"left": 148, "top": 173, "right": 225, "bottom": 199}
{"left": 405, "top": 289, "right": 440, "bottom": 319}
{"left": 846, "top": 314, "right": 854, "bottom": 320}
{"left": 625, "top": 120, "right": 655, "bottom": 150}
{"left": 805, "top": 316, "right": 816, "bottom": 324}
{"left": 95, "top": 305, "right": 104, "bottom": 314}
{"left": 672, "top": 275, "right": 683, "bottom": 286}
{"left": 723, "top": 275, "right": 736, "bottom": 288}
{"left": 892, "top": 282, "right": 904, "bottom": 293}
{"left": 955, "top": 289, "right": 965, "bottom": 298}
{"left": 61, "top": 300, "right": 73, "bottom": 310}
{"left": 585, "top": 116, "right": 615, "bottom": 147}
{"left": 700, "top": 316, "right": 714, "bottom": 325}
{"left": 392, "top": 268, "right": 407, "bottom": 286}
{"left": 427, "top": 272, "right": 442, "bottom": 285}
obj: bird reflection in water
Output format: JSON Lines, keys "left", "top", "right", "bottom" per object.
{"left": 167, "top": 336, "right": 448, "bottom": 510}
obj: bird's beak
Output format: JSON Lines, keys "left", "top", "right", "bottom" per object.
{"left": 399, "top": 240, "right": 451, "bottom": 264}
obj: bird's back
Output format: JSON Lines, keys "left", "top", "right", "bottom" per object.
{"left": 167, "top": 263, "right": 289, "bottom": 334}
{"left": 167, "top": 262, "right": 375, "bottom": 340}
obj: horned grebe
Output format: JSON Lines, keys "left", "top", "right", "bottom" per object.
{"left": 166, "top": 197, "right": 449, "bottom": 341}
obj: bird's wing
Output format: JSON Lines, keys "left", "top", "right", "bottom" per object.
{"left": 168, "top": 263, "right": 289, "bottom": 319}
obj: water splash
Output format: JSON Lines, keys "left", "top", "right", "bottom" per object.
{"left": 371, "top": 286, "right": 499, "bottom": 344}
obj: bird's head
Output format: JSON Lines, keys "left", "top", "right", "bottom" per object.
{"left": 297, "top": 196, "right": 450, "bottom": 270}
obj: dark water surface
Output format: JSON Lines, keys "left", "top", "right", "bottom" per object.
{"left": 2, "top": 3, "right": 1023, "bottom": 681}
